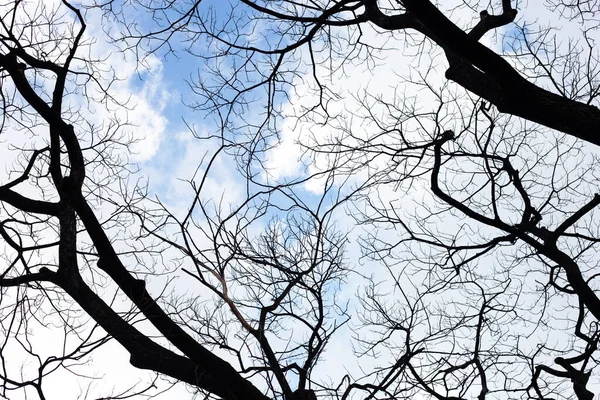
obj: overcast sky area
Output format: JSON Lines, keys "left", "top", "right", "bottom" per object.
{"left": 2, "top": 0, "right": 600, "bottom": 399}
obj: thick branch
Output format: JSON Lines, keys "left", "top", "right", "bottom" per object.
{"left": 469, "top": 7, "right": 517, "bottom": 41}
{"left": 398, "top": 0, "right": 600, "bottom": 146}
{"left": 0, "top": 187, "right": 61, "bottom": 216}
{"left": 0, "top": 53, "right": 86, "bottom": 185}
{"left": 552, "top": 194, "right": 600, "bottom": 239}
{"left": 67, "top": 188, "right": 269, "bottom": 400}
{"left": 0, "top": 270, "right": 54, "bottom": 287}
{"left": 44, "top": 267, "right": 256, "bottom": 397}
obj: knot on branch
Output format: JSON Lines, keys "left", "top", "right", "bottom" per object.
{"left": 438, "top": 130, "right": 455, "bottom": 143}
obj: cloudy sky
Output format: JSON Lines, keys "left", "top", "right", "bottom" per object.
{"left": 2, "top": 0, "right": 600, "bottom": 399}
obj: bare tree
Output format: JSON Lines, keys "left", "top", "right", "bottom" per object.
{"left": 0, "top": 2, "right": 352, "bottom": 399}
{"left": 328, "top": 85, "right": 600, "bottom": 399}
{"left": 2, "top": 1, "right": 600, "bottom": 400}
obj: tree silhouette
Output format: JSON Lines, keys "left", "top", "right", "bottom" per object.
{"left": 1, "top": 1, "right": 600, "bottom": 399}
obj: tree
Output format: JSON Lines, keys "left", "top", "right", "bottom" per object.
{"left": 1, "top": 0, "right": 600, "bottom": 400}
{"left": 0, "top": 2, "right": 349, "bottom": 399}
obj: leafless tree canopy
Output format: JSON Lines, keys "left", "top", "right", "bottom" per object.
{"left": 1, "top": 1, "right": 600, "bottom": 399}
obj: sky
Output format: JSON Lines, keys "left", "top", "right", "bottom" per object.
{"left": 2, "top": 0, "right": 600, "bottom": 399}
